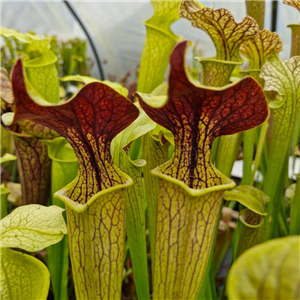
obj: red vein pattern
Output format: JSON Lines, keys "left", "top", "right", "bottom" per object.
{"left": 12, "top": 59, "right": 139, "bottom": 204}
{"left": 14, "top": 135, "right": 51, "bottom": 206}
{"left": 137, "top": 41, "right": 268, "bottom": 190}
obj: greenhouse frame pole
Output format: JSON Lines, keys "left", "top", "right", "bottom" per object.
{"left": 63, "top": 0, "right": 105, "bottom": 80}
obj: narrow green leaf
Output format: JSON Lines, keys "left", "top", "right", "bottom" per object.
{"left": 215, "top": 132, "right": 242, "bottom": 177}
{"left": 111, "top": 104, "right": 156, "bottom": 161}
{"left": 1, "top": 184, "right": 10, "bottom": 219}
{"left": 111, "top": 107, "right": 155, "bottom": 300}
{"left": 0, "top": 204, "right": 67, "bottom": 252}
{"left": 290, "top": 174, "right": 300, "bottom": 235}
{"left": 227, "top": 236, "right": 300, "bottom": 300}
{"left": 1, "top": 247, "right": 50, "bottom": 300}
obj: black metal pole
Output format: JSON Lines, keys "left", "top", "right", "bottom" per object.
{"left": 63, "top": 0, "right": 105, "bottom": 80}
{"left": 271, "top": 0, "right": 278, "bottom": 32}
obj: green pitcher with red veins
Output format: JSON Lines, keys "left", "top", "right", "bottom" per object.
{"left": 10, "top": 59, "right": 139, "bottom": 300}
{"left": 136, "top": 40, "right": 268, "bottom": 300}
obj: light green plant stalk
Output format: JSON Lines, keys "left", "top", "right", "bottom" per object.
{"left": 0, "top": 184, "right": 10, "bottom": 219}
{"left": 0, "top": 204, "right": 67, "bottom": 300}
{"left": 289, "top": 174, "right": 300, "bottom": 235}
{"left": 111, "top": 107, "right": 157, "bottom": 300}
{"left": 245, "top": 0, "right": 265, "bottom": 30}
{"left": 260, "top": 55, "right": 300, "bottom": 240}
{"left": 136, "top": 41, "right": 268, "bottom": 300}
{"left": 10, "top": 59, "right": 139, "bottom": 300}
{"left": 45, "top": 137, "right": 78, "bottom": 300}
{"left": 140, "top": 87, "right": 172, "bottom": 268}
{"left": 0, "top": 154, "right": 16, "bottom": 219}
{"left": 283, "top": 1, "right": 300, "bottom": 57}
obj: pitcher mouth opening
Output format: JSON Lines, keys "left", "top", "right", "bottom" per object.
{"left": 151, "top": 166, "right": 235, "bottom": 198}
{"left": 54, "top": 170, "right": 134, "bottom": 213}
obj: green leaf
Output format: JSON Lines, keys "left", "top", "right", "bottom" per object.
{"left": 261, "top": 56, "right": 300, "bottom": 110}
{"left": 227, "top": 236, "right": 300, "bottom": 300}
{"left": 0, "top": 27, "right": 50, "bottom": 47}
{"left": 224, "top": 185, "right": 269, "bottom": 216}
{"left": 137, "top": 0, "right": 183, "bottom": 93}
{"left": 24, "top": 50, "right": 57, "bottom": 67}
{"left": 111, "top": 107, "right": 156, "bottom": 300}
{"left": 111, "top": 103, "right": 156, "bottom": 160}
{"left": 1, "top": 247, "right": 50, "bottom": 300}
{"left": 0, "top": 204, "right": 67, "bottom": 252}
{"left": 0, "top": 153, "right": 16, "bottom": 164}
{"left": 142, "top": 131, "right": 170, "bottom": 273}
